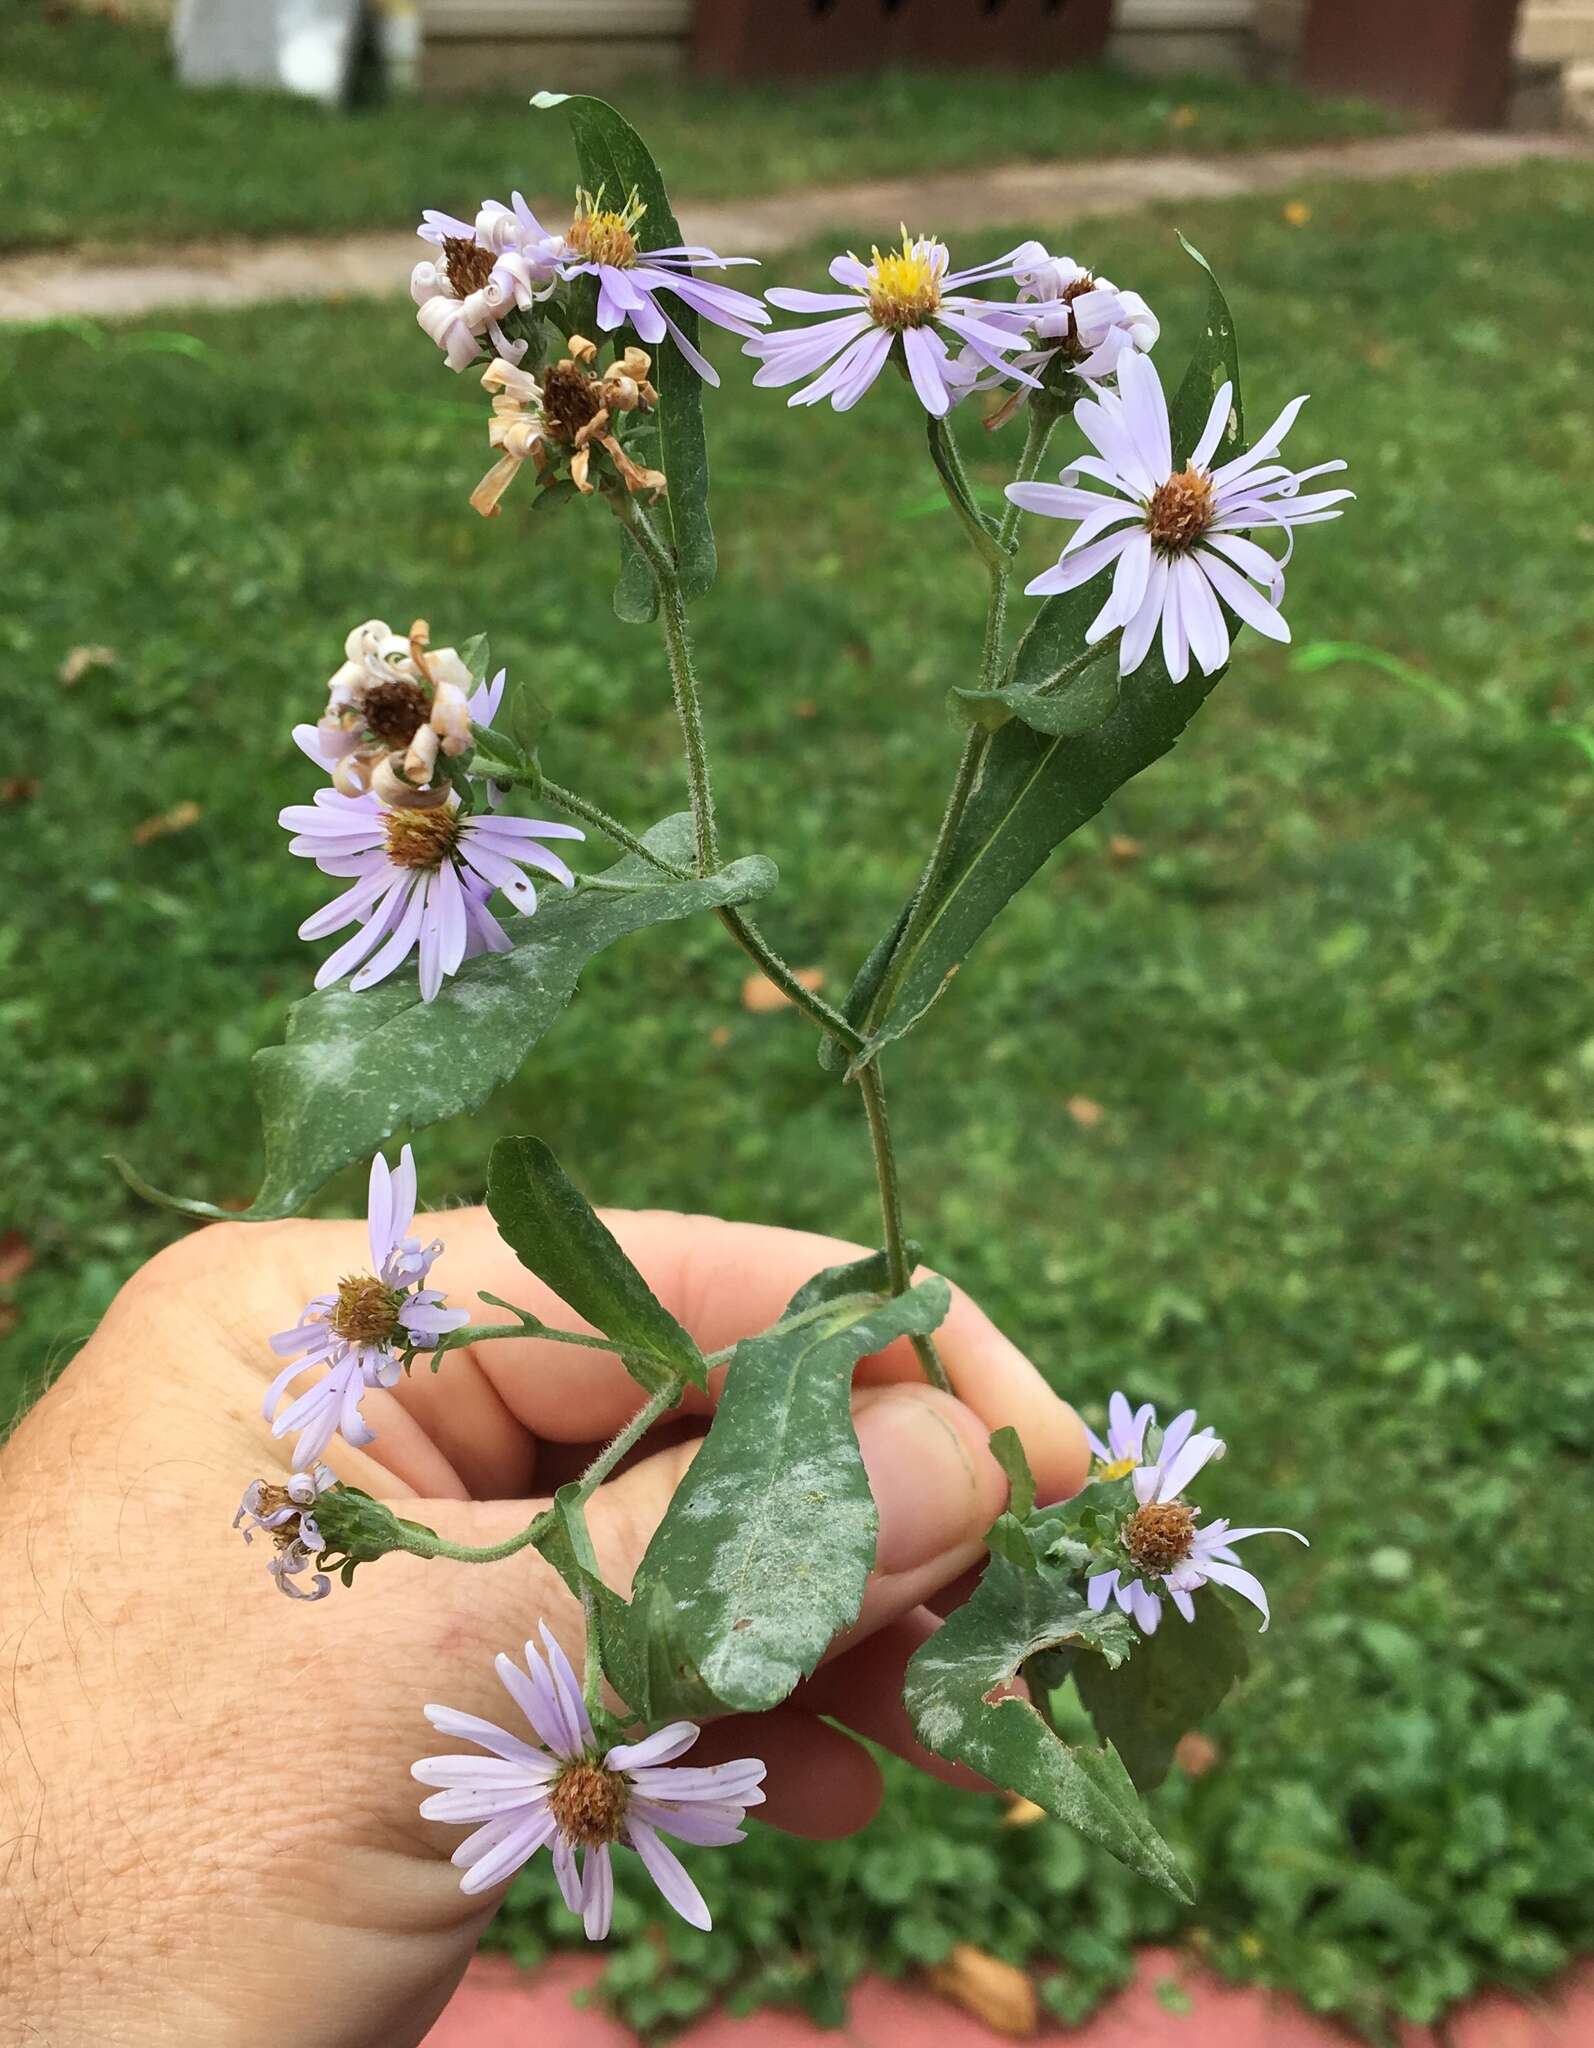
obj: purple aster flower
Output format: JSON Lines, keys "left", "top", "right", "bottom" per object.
{"left": 261, "top": 1147, "right": 468, "bottom": 1468}
{"left": 1085, "top": 1407, "right": 1304, "bottom": 1633}
{"left": 1006, "top": 349, "right": 1353, "bottom": 681}
{"left": 279, "top": 789, "right": 583, "bottom": 1002}
{"left": 414, "top": 1623, "right": 766, "bottom": 1936}
{"left": 234, "top": 1463, "right": 336, "bottom": 1600}
{"left": 292, "top": 621, "right": 505, "bottom": 799}
{"left": 745, "top": 230, "right": 1040, "bottom": 418}
{"left": 1084, "top": 1390, "right": 1156, "bottom": 1477}
{"left": 412, "top": 196, "right": 567, "bottom": 372}
{"left": 560, "top": 184, "right": 769, "bottom": 387}
{"left": 946, "top": 242, "right": 1159, "bottom": 413}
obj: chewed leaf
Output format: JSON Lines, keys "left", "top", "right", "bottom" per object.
{"left": 486, "top": 1135, "right": 707, "bottom": 1392}
{"left": 903, "top": 1551, "right": 1193, "bottom": 1900}
{"left": 631, "top": 1261, "right": 952, "bottom": 1718}
{"left": 1170, "top": 235, "right": 1244, "bottom": 464}
{"left": 536, "top": 92, "right": 717, "bottom": 613}
{"left": 115, "top": 815, "right": 775, "bottom": 1221}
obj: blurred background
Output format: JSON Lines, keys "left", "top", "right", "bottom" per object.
{"left": 2, "top": 1, "right": 1592, "bottom": 2041}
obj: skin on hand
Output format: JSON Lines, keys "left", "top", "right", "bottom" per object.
{"left": 0, "top": 1208, "right": 1087, "bottom": 2048}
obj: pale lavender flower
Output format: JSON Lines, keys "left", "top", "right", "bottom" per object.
{"left": 412, "top": 196, "right": 567, "bottom": 372}
{"left": 746, "top": 231, "right": 1039, "bottom": 418}
{"left": 1085, "top": 1407, "right": 1304, "bottom": 1633}
{"left": 279, "top": 789, "right": 583, "bottom": 1002}
{"left": 1006, "top": 349, "right": 1352, "bottom": 681}
{"left": 414, "top": 1624, "right": 766, "bottom": 1936}
{"left": 262, "top": 1147, "right": 468, "bottom": 1468}
{"left": 1084, "top": 1389, "right": 1156, "bottom": 1475}
{"left": 946, "top": 242, "right": 1159, "bottom": 408}
{"left": 560, "top": 185, "right": 769, "bottom": 386}
{"left": 234, "top": 1462, "right": 336, "bottom": 1600}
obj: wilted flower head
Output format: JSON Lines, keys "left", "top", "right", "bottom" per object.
{"left": 746, "top": 230, "right": 1040, "bottom": 418}
{"left": 235, "top": 1463, "right": 337, "bottom": 1600}
{"left": 1084, "top": 1399, "right": 1305, "bottom": 1633}
{"left": 949, "top": 242, "right": 1159, "bottom": 420}
{"left": 412, "top": 195, "right": 568, "bottom": 372}
{"left": 414, "top": 1623, "right": 766, "bottom": 1936}
{"left": 261, "top": 1148, "right": 468, "bottom": 1467}
{"left": 560, "top": 184, "right": 769, "bottom": 385}
{"left": 294, "top": 618, "right": 502, "bottom": 798}
{"left": 1006, "top": 349, "right": 1352, "bottom": 680}
{"left": 471, "top": 338, "right": 664, "bottom": 518}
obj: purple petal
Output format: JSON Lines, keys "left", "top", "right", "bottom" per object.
{"left": 626, "top": 1819, "right": 712, "bottom": 1931}
{"left": 606, "top": 1722, "right": 700, "bottom": 1771}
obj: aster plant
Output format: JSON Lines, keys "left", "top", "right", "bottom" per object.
{"left": 121, "top": 91, "right": 1342, "bottom": 1941}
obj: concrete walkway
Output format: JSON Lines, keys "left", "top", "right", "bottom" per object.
{"left": 1, "top": 129, "right": 1585, "bottom": 327}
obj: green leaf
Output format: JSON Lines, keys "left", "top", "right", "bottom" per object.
{"left": 114, "top": 815, "right": 774, "bottom": 1221}
{"left": 534, "top": 91, "right": 717, "bottom": 609}
{"left": 1169, "top": 235, "right": 1244, "bottom": 464}
{"left": 536, "top": 1480, "right": 651, "bottom": 1718}
{"left": 458, "top": 632, "right": 490, "bottom": 685}
{"left": 486, "top": 1135, "right": 707, "bottom": 1392}
{"left": 926, "top": 415, "right": 1008, "bottom": 571}
{"left": 949, "top": 639, "right": 1122, "bottom": 739}
{"left": 903, "top": 1553, "right": 1193, "bottom": 1900}
{"left": 853, "top": 249, "right": 1247, "bottom": 1060}
{"left": 816, "top": 897, "right": 913, "bottom": 1076}
{"left": 1073, "top": 1588, "right": 1250, "bottom": 1792}
{"left": 631, "top": 1266, "right": 953, "bottom": 1716}
{"left": 988, "top": 1425, "right": 1036, "bottom": 1518}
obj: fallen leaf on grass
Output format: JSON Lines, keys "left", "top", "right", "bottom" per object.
{"left": 929, "top": 1944, "right": 1038, "bottom": 2038}
{"left": 1107, "top": 834, "right": 1143, "bottom": 864}
{"left": 1175, "top": 1730, "right": 1221, "bottom": 1777}
{"left": 1067, "top": 1095, "right": 1105, "bottom": 1129}
{"left": 132, "top": 800, "right": 202, "bottom": 846}
{"left": 1282, "top": 200, "right": 1312, "bottom": 227}
{"left": 0, "top": 1231, "right": 34, "bottom": 1285}
{"left": 1, "top": 776, "right": 39, "bottom": 805}
{"left": 741, "top": 967, "right": 824, "bottom": 1014}
{"left": 58, "top": 644, "right": 117, "bottom": 686}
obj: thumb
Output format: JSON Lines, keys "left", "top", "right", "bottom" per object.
{"left": 402, "top": 1381, "right": 1009, "bottom": 1679}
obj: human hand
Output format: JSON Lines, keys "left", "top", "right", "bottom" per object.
{"left": 0, "top": 1207, "right": 1087, "bottom": 2048}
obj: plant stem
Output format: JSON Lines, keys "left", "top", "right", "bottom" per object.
{"left": 616, "top": 496, "right": 719, "bottom": 874}
{"left": 865, "top": 401, "right": 1063, "bottom": 1030}
{"left": 405, "top": 1378, "right": 684, "bottom": 1566}
{"left": 715, "top": 905, "right": 864, "bottom": 1049}
{"left": 858, "top": 1060, "right": 951, "bottom": 1392}
{"left": 538, "top": 776, "right": 694, "bottom": 875}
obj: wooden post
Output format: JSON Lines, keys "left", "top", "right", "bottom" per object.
{"left": 1298, "top": 0, "right": 1526, "bottom": 127}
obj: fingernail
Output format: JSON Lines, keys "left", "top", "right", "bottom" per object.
{"left": 853, "top": 1388, "right": 1007, "bottom": 1576}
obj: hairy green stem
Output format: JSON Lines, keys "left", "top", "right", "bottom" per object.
{"left": 538, "top": 776, "right": 694, "bottom": 875}
{"left": 858, "top": 1061, "right": 951, "bottom": 1392}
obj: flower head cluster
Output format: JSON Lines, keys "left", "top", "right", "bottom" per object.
{"left": 1084, "top": 1394, "right": 1305, "bottom": 1632}
{"left": 294, "top": 618, "right": 503, "bottom": 801}
{"left": 1008, "top": 349, "right": 1352, "bottom": 681}
{"left": 746, "top": 230, "right": 1042, "bottom": 417}
{"left": 262, "top": 1148, "right": 468, "bottom": 1467}
{"left": 413, "top": 185, "right": 767, "bottom": 385}
{"left": 471, "top": 336, "right": 664, "bottom": 518}
{"left": 234, "top": 1463, "right": 337, "bottom": 1600}
{"left": 948, "top": 241, "right": 1159, "bottom": 421}
{"left": 415, "top": 1624, "right": 766, "bottom": 1936}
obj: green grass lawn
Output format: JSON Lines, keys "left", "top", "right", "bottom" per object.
{"left": 0, "top": 8, "right": 1399, "bottom": 253}
{"left": 4, "top": 158, "right": 1593, "bottom": 2036}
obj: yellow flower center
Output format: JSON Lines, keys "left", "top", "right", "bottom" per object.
{"left": 568, "top": 185, "right": 645, "bottom": 270}
{"left": 548, "top": 1760, "right": 630, "bottom": 1847}
{"left": 384, "top": 806, "right": 459, "bottom": 871}
{"left": 1097, "top": 1455, "right": 1138, "bottom": 1482}
{"left": 864, "top": 230, "right": 944, "bottom": 331}
{"left": 1145, "top": 465, "right": 1216, "bottom": 554}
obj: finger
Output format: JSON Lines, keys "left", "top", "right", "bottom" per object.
{"left": 797, "top": 1609, "right": 997, "bottom": 1794}
{"left": 690, "top": 1710, "right": 882, "bottom": 1838}
{"left": 405, "top": 1382, "right": 1009, "bottom": 1670}
{"left": 419, "top": 1206, "right": 1087, "bottom": 1500}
